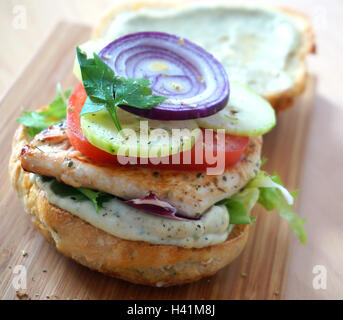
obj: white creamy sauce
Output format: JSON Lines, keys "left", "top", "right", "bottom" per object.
{"left": 102, "top": 4, "right": 300, "bottom": 95}
{"left": 35, "top": 176, "right": 232, "bottom": 248}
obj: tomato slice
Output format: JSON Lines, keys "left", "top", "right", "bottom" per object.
{"left": 67, "top": 84, "right": 117, "bottom": 162}
{"left": 66, "top": 84, "right": 249, "bottom": 171}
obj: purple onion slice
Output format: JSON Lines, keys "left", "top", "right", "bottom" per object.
{"left": 125, "top": 192, "right": 198, "bottom": 221}
{"left": 99, "top": 32, "right": 230, "bottom": 120}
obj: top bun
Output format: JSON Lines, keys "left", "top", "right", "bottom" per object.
{"left": 93, "top": 0, "right": 315, "bottom": 112}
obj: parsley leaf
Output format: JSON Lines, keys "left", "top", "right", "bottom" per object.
{"left": 76, "top": 47, "right": 166, "bottom": 131}
{"left": 76, "top": 47, "right": 122, "bottom": 130}
{"left": 80, "top": 97, "right": 106, "bottom": 115}
{"left": 113, "top": 77, "right": 166, "bottom": 109}
{"left": 76, "top": 48, "right": 114, "bottom": 102}
{"left": 16, "top": 84, "right": 71, "bottom": 138}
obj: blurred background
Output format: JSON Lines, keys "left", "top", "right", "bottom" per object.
{"left": 1, "top": 0, "right": 342, "bottom": 300}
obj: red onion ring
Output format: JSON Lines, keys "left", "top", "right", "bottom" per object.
{"left": 99, "top": 32, "right": 230, "bottom": 120}
{"left": 126, "top": 192, "right": 199, "bottom": 221}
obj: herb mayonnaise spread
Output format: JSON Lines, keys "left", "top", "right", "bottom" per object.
{"left": 35, "top": 175, "right": 232, "bottom": 248}
{"left": 101, "top": 3, "right": 300, "bottom": 95}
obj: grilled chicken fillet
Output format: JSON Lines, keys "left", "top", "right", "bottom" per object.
{"left": 20, "top": 123, "right": 262, "bottom": 218}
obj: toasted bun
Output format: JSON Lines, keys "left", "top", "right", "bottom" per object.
{"left": 9, "top": 125, "right": 250, "bottom": 287}
{"left": 93, "top": 0, "right": 315, "bottom": 112}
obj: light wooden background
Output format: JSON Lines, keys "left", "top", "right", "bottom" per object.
{"left": 1, "top": 0, "right": 343, "bottom": 300}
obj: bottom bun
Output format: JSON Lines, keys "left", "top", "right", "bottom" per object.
{"left": 9, "top": 126, "right": 250, "bottom": 287}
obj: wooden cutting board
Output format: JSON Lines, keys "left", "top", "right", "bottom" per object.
{"left": 0, "top": 22, "right": 315, "bottom": 300}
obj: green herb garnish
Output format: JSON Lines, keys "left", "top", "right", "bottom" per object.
{"left": 76, "top": 47, "right": 166, "bottom": 131}
{"left": 16, "top": 84, "right": 71, "bottom": 137}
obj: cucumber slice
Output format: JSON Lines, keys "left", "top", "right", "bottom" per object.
{"left": 81, "top": 108, "right": 201, "bottom": 158}
{"left": 73, "top": 39, "right": 110, "bottom": 82}
{"left": 196, "top": 82, "right": 276, "bottom": 136}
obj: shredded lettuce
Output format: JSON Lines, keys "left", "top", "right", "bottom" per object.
{"left": 219, "top": 171, "right": 306, "bottom": 244}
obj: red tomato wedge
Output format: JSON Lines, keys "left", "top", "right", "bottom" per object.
{"left": 66, "top": 84, "right": 249, "bottom": 171}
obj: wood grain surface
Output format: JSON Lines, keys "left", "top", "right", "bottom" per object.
{"left": 0, "top": 21, "right": 327, "bottom": 300}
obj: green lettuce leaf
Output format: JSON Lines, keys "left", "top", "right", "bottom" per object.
{"left": 16, "top": 84, "right": 71, "bottom": 137}
{"left": 77, "top": 187, "right": 113, "bottom": 213}
{"left": 218, "top": 188, "right": 259, "bottom": 224}
{"left": 49, "top": 178, "right": 112, "bottom": 213}
{"left": 253, "top": 172, "right": 306, "bottom": 244}
{"left": 219, "top": 171, "right": 306, "bottom": 244}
